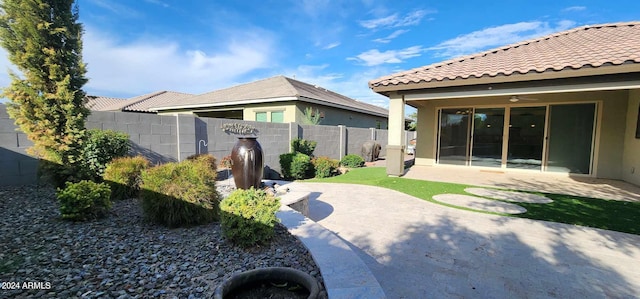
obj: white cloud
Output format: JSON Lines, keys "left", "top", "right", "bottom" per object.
{"left": 429, "top": 20, "right": 577, "bottom": 58}
{"left": 563, "top": 6, "right": 587, "bottom": 12}
{"left": 82, "top": 27, "right": 275, "bottom": 97}
{"left": 373, "top": 29, "right": 409, "bottom": 43}
{"left": 349, "top": 46, "right": 424, "bottom": 66}
{"left": 298, "top": 0, "right": 332, "bottom": 19}
{"left": 282, "top": 64, "right": 390, "bottom": 108}
{"left": 395, "top": 10, "right": 430, "bottom": 27}
{"left": 360, "top": 9, "right": 434, "bottom": 30}
{"left": 87, "top": 0, "right": 141, "bottom": 18}
{"left": 144, "top": 0, "right": 169, "bottom": 8}
{"left": 360, "top": 14, "right": 398, "bottom": 29}
{"left": 323, "top": 42, "right": 341, "bottom": 50}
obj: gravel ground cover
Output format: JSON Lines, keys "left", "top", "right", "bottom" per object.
{"left": 0, "top": 185, "right": 325, "bottom": 298}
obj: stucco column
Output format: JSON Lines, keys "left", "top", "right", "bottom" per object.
{"left": 386, "top": 93, "right": 405, "bottom": 176}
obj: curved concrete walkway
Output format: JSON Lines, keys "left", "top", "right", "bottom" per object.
{"left": 291, "top": 182, "right": 640, "bottom": 299}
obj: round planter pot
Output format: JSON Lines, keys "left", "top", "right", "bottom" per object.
{"left": 213, "top": 267, "right": 320, "bottom": 299}
{"left": 230, "top": 137, "right": 264, "bottom": 190}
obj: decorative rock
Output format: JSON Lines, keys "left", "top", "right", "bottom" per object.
{"left": 0, "top": 185, "right": 326, "bottom": 298}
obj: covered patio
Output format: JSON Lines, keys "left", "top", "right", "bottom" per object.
{"left": 402, "top": 164, "right": 640, "bottom": 202}
{"left": 370, "top": 22, "right": 640, "bottom": 188}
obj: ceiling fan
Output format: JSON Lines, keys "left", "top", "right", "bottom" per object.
{"left": 509, "top": 95, "right": 538, "bottom": 103}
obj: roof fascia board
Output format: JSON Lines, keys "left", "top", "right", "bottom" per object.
{"left": 404, "top": 79, "right": 640, "bottom": 101}
{"left": 150, "top": 96, "right": 298, "bottom": 111}
{"left": 372, "top": 64, "right": 640, "bottom": 93}
{"left": 297, "top": 96, "right": 388, "bottom": 118}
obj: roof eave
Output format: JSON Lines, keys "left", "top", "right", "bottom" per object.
{"left": 150, "top": 96, "right": 298, "bottom": 111}
{"left": 370, "top": 63, "right": 640, "bottom": 94}
{"left": 298, "top": 96, "right": 388, "bottom": 118}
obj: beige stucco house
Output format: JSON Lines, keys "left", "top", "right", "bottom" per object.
{"left": 370, "top": 22, "right": 640, "bottom": 186}
{"left": 152, "top": 76, "right": 389, "bottom": 129}
{"left": 88, "top": 76, "right": 390, "bottom": 129}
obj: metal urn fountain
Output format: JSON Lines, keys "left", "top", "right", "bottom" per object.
{"left": 222, "top": 123, "right": 264, "bottom": 189}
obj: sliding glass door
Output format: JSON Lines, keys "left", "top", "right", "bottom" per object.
{"left": 438, "top": 108, "right": 471, "bottom": 165}
{"left": 546, "top": 103, "right": 596, "bottom": 174}
{"left": 506, "top": 106, "right": 546, "bottom": 170}
{"left": 436, "top": 103, "right": 596, "bottom": 175}
{"left": 471, "top": 108, "right": 505, "bottom": 167}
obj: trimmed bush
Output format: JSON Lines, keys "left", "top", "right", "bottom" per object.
{"left": 340, "top": 154, "right": 365, "bottom": 168}
{"left": 279, "top": 153, "right": 295, "bottom": 180}
{"left": 220, "top": 187, "right": 280, "bottom": 247}
{"left": 81, "top": 129, "right": 130, "bottom": 181}
{"left": 103, "top": 156, "right": 150, "bottom": 200}
{"left": 280, "top": 152, "right": 313, "bottom": 180}
{"left": 291, "top": 138, "right": 317, "bottom": 156}
{"left": 291, "top": 153, "right": 313, "bottom": 179}
{"left": 140, "top": 159, "right": 220, "bottom": 228}
{"left": 312, "top": 156, "right": 339, "bottom": 178}
{"left": 219, "top": 155, "right": 233, "bottom": 169}
{"left": 57, "top": 180, "right": 112, "bottom": 221}
{"left": 186, "top": 153, "right": 217, "bottom": 172}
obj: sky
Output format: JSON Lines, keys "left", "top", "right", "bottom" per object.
{"left": 0, "top": 0, "right": 639, "bottom": 110}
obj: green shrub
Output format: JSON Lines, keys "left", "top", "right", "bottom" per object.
{"left": 81, "top": 129, "right": 130, "bottom": 181}
{"left": 186, "top": 153, "right": 218, "bottom": 172}
{"left": 279, "top": 153, "right": 295, "bottom": 180}
{"left": 38, "top": 157, "right": 74, "bottom": 189}
{"left": 291, "top": 138, "right": 317, "bottom": 156}
{"left": 312, "top": 156, "right": 340, "bottom": 178}
{"left": 291, "top": 153, "right": 313, "bottom": 179}
{"left": 220, "top": 187, "right": 280, "bottom": 247}
{"left": 57, "top": 180, "right": 112, "bottom": 221}
{"left": 279, "top": 152, "right": 313, "bottom": 180}
{"left": 103, "top": 156, "right": 150, "bottom": 200}
{"left": 340, "top": 154, "right": 365, "bottom": 168}
{"left": 140, "top": 159, "right": 220, "bottom": 228}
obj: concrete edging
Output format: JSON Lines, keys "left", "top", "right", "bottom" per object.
{"left": 277, "top": 203, "right": 386, "bottom": 299}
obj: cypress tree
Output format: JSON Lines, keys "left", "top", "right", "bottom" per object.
{"left": 0, "top": 0, "right": 88, "bottom": 184}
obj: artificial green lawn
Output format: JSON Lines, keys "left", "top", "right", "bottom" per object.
{"left": 309, "top": 167, "right": 640, "bottom": 235}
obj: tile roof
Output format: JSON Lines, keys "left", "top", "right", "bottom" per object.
{"left": 369, "top": 22, "right": 640, "bottom": 90}
{"left": 120, "top": 91, "right": 193, "bottom": 112}
{"left": 86, "top": 91, "right": 193, "bottom": 113}
{"left": 85, "top": 96, "right": 126, "bottom": 111}
{"left": 153, "top": 75, "right": 389, "bottom": 117}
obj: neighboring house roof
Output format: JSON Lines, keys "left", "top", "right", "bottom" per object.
{"left": 370, "top": 22, "right": 640, "bottom": 91}
{"left": 120, "top": 91, "right": 193, "bottom": 112}
{"left": 152, "top": 75, "right": 389, "bottom": 118}
{"left": 86, "top": 91, "right": 193, "bottom": 113}
{"left": 85, "top": 96, "right": 126, "bottom": 111}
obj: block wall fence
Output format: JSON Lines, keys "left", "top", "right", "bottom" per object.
{"left": 0, "top": 104, "right": 416, "bottom": 186}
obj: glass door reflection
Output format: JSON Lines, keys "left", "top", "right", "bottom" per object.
{"left": 507, "top": 106, "right": 546, "bottom": 170}
{"left": 471, "top": 108, "right": 505, "bottom": 167}
{"left": 438, "top": 108, "right": 472, "bottom": 165}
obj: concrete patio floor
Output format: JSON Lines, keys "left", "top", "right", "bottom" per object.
{"left": 399, "top": 163, "right": 640, "bottom": 202}
{"left": 297, "top": 182, "right": 640, "bottom": 298}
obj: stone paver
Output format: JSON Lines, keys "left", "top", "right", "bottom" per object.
{"left": 297, "top": 182, "right": 640, "bottom": 299}
{"left": 402, "top": 165, "right": 640, "bottom": 202}
{"left": 433, "top": 193, "right": 527, "bottom": 214}
{"left": 465, "top": 187, "right": 553, "bottom": 203}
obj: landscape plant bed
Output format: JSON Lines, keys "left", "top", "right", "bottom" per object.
{"left": 310, "top": 167, "right": 640, "bottom": 235}
{"left": 0, "top": 185, "right": 325, "bottom": 298}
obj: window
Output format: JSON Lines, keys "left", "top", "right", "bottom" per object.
{"left": 256, "top": 111, "right": 284, "bottom": 123}
{"left": 271, "top": 111, "right": 284, "bottom": 123}
{"left": 256, "top": 112, "right": 267, "bottom": 122}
